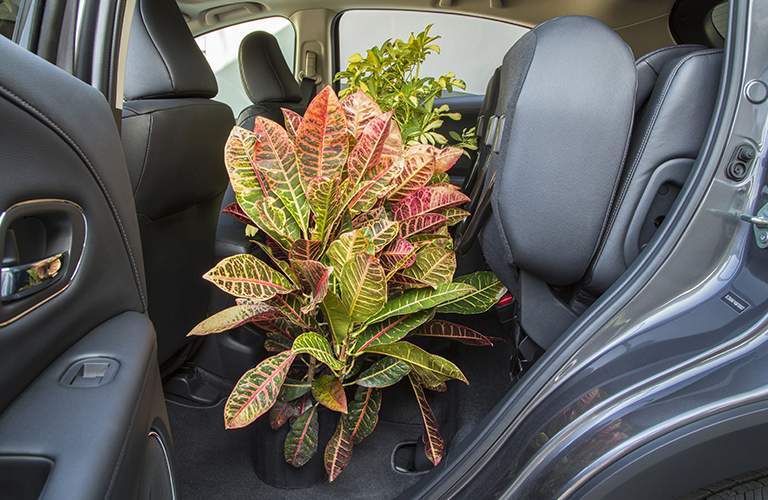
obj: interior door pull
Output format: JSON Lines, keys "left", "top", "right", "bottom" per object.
{"left": 0, "top": 252, "right": 68, "bottom": 303}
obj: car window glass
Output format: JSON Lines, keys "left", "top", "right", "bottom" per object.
{"left": 0, "top": 0, "right": 20, "bottom": 39}
{"left": 196, "top": 17, "right": 295, "bottom": 114}
{"left": 337, "top": 10, "right": 528, "bottom": 95}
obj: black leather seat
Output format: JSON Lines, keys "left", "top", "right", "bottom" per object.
{"left": 235, "top": 31, "right": 304, "bottom": 130}
{"left": 472, "top": 17, "right": 723, "bottom": 351}
{"left": 121, "top": 0, "right": 234, "bottom": 363}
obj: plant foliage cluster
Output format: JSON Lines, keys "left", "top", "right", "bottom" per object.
{"left": 192, "top": 46, "right": 503, "bottom": 483}
{"left": 335, "top": 25, "right": 477, "bottom": 150}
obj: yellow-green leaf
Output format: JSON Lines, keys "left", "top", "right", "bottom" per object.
{"left": 292, "top": 332, "right": 343, "bottom": 372}
{"left": 339, "top": 254, "right": 387, "bottom": 323}
{"left": 204, "top": 254, "right": 295, "bottom": 300}
{"left": 364, "top": 341, "right": 468, "bottom": 384}
{"left": 366, "top": 282, "right": 474, "bottom": 324}
{"left": 312, "top": 374, "right": 348, "bottom": 413}
{"left": 188, "top": 303, "right": 277, "bottom": 336}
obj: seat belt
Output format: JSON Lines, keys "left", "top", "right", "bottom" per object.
{"left": 300, "top": 50, "right": 320, "bottom": 105}
{"left": 300, "top": 76, "right": 316, "bottom": 105}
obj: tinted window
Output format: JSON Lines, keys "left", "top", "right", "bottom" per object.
{"left": 0, "top": 0, "right": 20, "bottom": 39}
{"left": 337, "top": 10, "right": 528, "bottom": 95}
{"left": 196, "top": 17, "right": 295, "bottom": 114}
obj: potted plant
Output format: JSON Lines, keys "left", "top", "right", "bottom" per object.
{"left": 189, "top": 27, "right": 505, "bottom": 485}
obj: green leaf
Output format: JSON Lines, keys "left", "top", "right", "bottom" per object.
{"left": 307, "top": 176, "right": 337, "bottom": 242}
{"left": 253, "top": 240, "right": 299, "bottom": 287}
{"left": 353, "top": 310, "right": 434, "bottom": 353}
{"left": 436, "top": 271, "right": 507, "bottom": 314}
{"left": 284, "top": 404, "right": 319, "bottom": 467}
{"left": 354, "top": 357, "right": 411, "bottom": 388}
{"left": 339, "top": 254, "right": 387, "bottom": 323}
{"left": 326, "top": 228, "right": 374, "bottom": 270}
{"left": 188, "top": 303, "right": 277, "bottom": 336}
{"left": 279, "top": 378, "right": 311, "bottom": 402}
{"left": 441, "top": 207, "right": 470, "bottom": 226}
{"left": 366, "top": 282, "right": 475, "bottom": 324}
{"left": 364, "top": 218, "right": 399, "bottom": 252}
{"left": 412, "top": 319, "right": 493, "bottom": 346}
{"left": 364, "top": 341, "right": 467, "bottom": 384}
{"left": 324, "top": 417, "right": 353, "bottom": 482}
{"left": 401, "top": 243, "right": 456, "bottom": 288}
{"left": 409, "top": 375, "right": 444, "bottom": 465}
{"left": 312, "top": 374, "right": 348, "bottom": 413}
{"left": 344, "top": 386, "right": 382, "bottom": 444}
{"left": 292, "top": 332, "right": 343, "bottom": 372}
{"left": 224, "top": 351, "right": 295, "bottom": 429}
{"left": 252, "top": 117, "right": 309, "bottom": 235}
{"left": 321, "top": 293, "right": 350, "bottom": 354}
{"left": 204, "top": 254, "right": 295, "bottom": 300}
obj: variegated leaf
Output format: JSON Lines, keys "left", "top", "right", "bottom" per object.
{"left": 291, "top": 259, "right": 332, "bottom": 313}
{"left": 399, "top": 213, "right": 448, "bottom": 238}
{"left": 252, "top": 197, "right": 301, "bottom": 251}
{"left": 269, "top": 294, "right": 312, "bottom": 328}
{"left": 413, "top": 320, "right": 493, "bottom": 346}
{"left": 353, "top": 310, "right": 434, "bottom": 353}
{"left": 312, "top": 374, "right": 348, "bottom": 413}
{"left": 429, "top": 172, "right": 450, "bottom": 185}
{"left": 326, "top": 228, "right": 374, "bottom": 271}
{"left": 348, "top": 158, "right": 404, "bottom": 215}
{"left": 252, "top": 117, "right": 309, "bottom": 234}
{"left": 307, "top": 176, "right": 337, "bottom": 242}
{"left": 387, "top": 145, "right": 435, "bottom": 201}
{"left": 296, "top": 86, "right": 349, "bottom": 183}
{"left": 224, "top": 126, "right": 269, "bottom": 202}
{"left": 345, "top": 386, "right": 381, "bottom": 444}
{"left": 433, "top": 146, "right": 464, "bottom": 173}
{"left": 437, "top": 271, "right": 507, "bottom": 314}
{"left": 363, "top": 218, "right": 399, "bottom": 252}
{"left": 392, "top": 186, "right": 470, "bottom": 221}
{"left": 284, "top": 404, "right": 319, "bottom": 467}
{"left": 347, "top": 112, "right": 392, "bottom": 185}
{"left": 270, "top": 396, "right": 312, "bottom": 430}
{"left": 253, "top": 240, "right": 299, "bottom": 287}
{"left": 188, "top": 303, "right": 278, "bottom": 336}
{"left": 321, "top": 292, "right": 350, "bottom": 354}
{"left": 222, "top": 201, "right": 253, "bottom": 225}
{"left": 364, "top": 341, "right": 468, "bottom": 384}
{"left": 292, "top": 332, "right": 343, "bottom": 372}
{"left": 380, "top": 238, "right": 417, "bottom": 276}
{"left": 341, "top": 90, "right": 382, "bottom": 138}
{"left": 441, "top": 207, "right": 470, "bottom": 226}
{"left": 282, "top": 107, "right": 303, "bottom": 142}
{"left": 409, "top": 376, "right": 445, "bottom": 466}
{"left": 204, "top": 254, "right": 295, "bottom": 300}
{"left": 378, "top": 121, "right": 404, "bottom": 175}
{"left": 354, "top": 357, "right": 411, "bottom": 388}
{"left": 224, "top": 351, "right": 295, "bottom": 429}
{"left": 324, "top": 417, "right": 353, "bottom": 482}
{"left": 340, "top": 254, "right": 387, "bottom": 323}
{"left": 367, "top": 282, "right": 475, "bottom": 324}
{"left": 279, "top": 378, "right": 312, "bottom": 402}
{"left": 290, "top": 239, "right": 323, "bottom": 261}
{"left": 351, "top": 206, "right": 385, "bottom": 229}
{"left": 401, "top": 243, "right": 456, "bottom": 288}
{"left": 389, "top": 273, "right": 431, "bottom": 291}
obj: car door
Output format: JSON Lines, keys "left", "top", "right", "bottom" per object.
{"left": 0, "top": 3, "right": 175, "bottom": 499}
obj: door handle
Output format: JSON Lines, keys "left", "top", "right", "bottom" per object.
{"left": 1, "top": 251, "right": 68, "bottom": 302}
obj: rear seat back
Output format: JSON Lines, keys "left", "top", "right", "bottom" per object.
{"left": 583, "top": 47, "right": 723, "bottom": 294}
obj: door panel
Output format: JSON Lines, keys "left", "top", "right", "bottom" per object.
{"left": 435, "top": 94, "right": 483, "bottom": 183}
{"left": 0, "top": 34, "right": 173, "bottom": 499}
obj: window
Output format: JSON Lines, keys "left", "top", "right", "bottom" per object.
{"left": 337, "top": 10, "right": 528, "bottom": 95}
{"left": 196, "top": 17, "right": 295, "bottom": 114}
{"left": 0, "top": 0, "right": 20, "bottom": 39}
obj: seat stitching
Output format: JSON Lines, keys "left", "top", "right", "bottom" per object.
{"left": 133, "top": 113, "right": 153, "bottom": 196}
{"left": 0, "top": 83, "right": 147, "bottom": 308}
{"left": 589, "top": 50, "right": 722, "bottom": 275}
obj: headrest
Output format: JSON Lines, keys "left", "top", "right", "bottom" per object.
{"left": 635, "top": 45, "right": 707, "bottom": 112}
{"left": 239, "top": 31, "right": 302, "bottom": 104}
{"left": 124, "top": 0, "right": 217, "bottom": 100}
{"left": 482, "top": 16, "right": 637, "bottom": 287}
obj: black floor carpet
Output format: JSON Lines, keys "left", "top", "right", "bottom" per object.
{"left": 167, "top": 312, "right": 514, "bottom": 500}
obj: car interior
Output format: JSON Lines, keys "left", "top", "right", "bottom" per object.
{"left": 0, "top": 0, "right": 731, "bottom": 498}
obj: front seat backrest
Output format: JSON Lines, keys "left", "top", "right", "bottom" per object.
{"left": 236, "top": 31, "right": 303, "bottom": 129}
{"left": 121, "top": 0, "right": 234, "bottom": 363}
{"left": 584, "top": 47, "right": 723, "bottom": 294}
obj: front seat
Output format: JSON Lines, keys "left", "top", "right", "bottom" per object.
{"left": 121, "top": 0, "right": 235, "bottom": 364}
{"left": 235, "top": 31, "right": 305, "bottom": 130}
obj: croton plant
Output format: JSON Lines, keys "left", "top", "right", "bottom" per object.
{"left": 189, "top": 86, "right": 506, "bottom": 482}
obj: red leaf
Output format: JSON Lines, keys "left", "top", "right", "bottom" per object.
{"left": 387, "top": 145, "right": 434, "bottom": 201}
{"left": 392, "top": 186, "right": 470, "bottom": 221}
{"left": 433, "top": 147, "right": 464, "bottom": 173}
{"left": 282, "top": 108, "right": 303, "bottom": 142}
{"left": 380, "top": 238, "right": 417, "bottom": 272}
{"left": 289, "top": 239, "right": 323, "bottom": 261}
{"left": 291, "top": 259, "right": 332, "bottom": 313}
{"left": 347, "top": 112, "right": 392, "bottom": 185}
{"left": 413, "top": 320, "right": 494, "bottom": 346}
{"left": 399, "top": 213, "right": 448, "bottom": 238}
{"left": 324, "top": 418, "right": 353, "bottom": 481}
{"left": 296, "top": 86, "right": 349, "bottom": 183}
{"left": 340, "top": 90, "right": 382, "bottom": 138}
{"left": 222, "top": 202, "right": 253, "bottom": 225}
{"left": 410, "top": 376, "right": 445, "bottom": 466}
